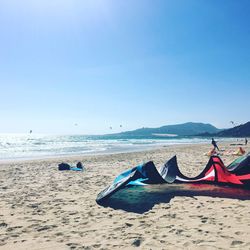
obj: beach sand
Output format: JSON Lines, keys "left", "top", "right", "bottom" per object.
{"left": 0, "top": 142, "right": 250, "bottom": 250}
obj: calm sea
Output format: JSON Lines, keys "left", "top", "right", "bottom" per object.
{"left": 0, "top": 134, "right": 233, "bottom": 160}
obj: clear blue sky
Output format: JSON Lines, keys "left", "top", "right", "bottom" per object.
{"left": 0, "top": 0, "right": 249, "bottom": 134}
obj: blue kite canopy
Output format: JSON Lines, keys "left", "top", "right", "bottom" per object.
{"left": 96, "top": 153, "right": 250, "bottom": 203}
{"left": 96, "top": 161, "right": 165, "bottom": 202}
{"left": 227, "top": 153, "right": 250, "bottom": 175}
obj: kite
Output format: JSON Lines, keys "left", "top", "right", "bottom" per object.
{"left": 96, "top": 153, "right": 250, "bottom": 203}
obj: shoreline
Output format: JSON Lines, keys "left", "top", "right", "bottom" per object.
{"left": 0, "top": 142, "right": 202, "bottom": 165}
{"left": 0, "top": 139, "right": 242, "bottom": 165}
{"left": 0, "top": 136, "right": 242, "bottom": 164}
{"left": 0, "top": 142, "right": 250, "bottom": 249}
{"left": 0, "top": 144, "right": 171, "bottom": 165}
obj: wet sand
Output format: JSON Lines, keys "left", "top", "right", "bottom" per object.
{"left": 0, "top": 142, "right": 250, "bottom": 249}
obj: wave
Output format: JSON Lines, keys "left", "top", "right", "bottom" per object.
{"left": 0, "top": 134, "right": 235, "bottom": 160}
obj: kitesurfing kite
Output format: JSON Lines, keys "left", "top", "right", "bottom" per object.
{"left": 96, "top": 153, "right": 250, "bottom": 203}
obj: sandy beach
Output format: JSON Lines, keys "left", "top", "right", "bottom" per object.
{"left": 1, "top": 142, "right": 250, "bottom": 250}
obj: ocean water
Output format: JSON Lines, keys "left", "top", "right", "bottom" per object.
{"left": 0, "top": 134, "right": 232, "bottom": 161}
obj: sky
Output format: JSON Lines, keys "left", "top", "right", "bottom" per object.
{"left": 0, "top": 0, "right": 249, "bottom": 134}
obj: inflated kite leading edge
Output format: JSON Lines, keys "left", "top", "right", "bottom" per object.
{"left": 96, "top": 153, "right": 250, "bottom": 203}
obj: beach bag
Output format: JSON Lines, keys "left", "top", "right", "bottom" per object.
{"left": 76, "top": 162, "right": 84, "bottom": 169}
{"left": 58, "top": 163, "right": 71, "bottom": 171}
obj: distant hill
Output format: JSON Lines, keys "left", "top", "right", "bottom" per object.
{"left": 101, "top": 122, "right": 221, "bottom": 139}
{"left": 216, "top": 122, "right": 250, "bottom": 137}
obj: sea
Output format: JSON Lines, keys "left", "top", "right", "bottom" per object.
{"left": 0, "top": 134, "right": 235, "bottom": 161}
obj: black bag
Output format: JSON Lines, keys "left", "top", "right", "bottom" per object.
{"left": 76, "top": 162, "right": 83, "bottom": 169}
{"left": 58, "top": 163, "right": 71, "bottom": 171}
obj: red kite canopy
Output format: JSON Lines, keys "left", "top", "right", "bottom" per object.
{"left": 97, "top": 153, "right": 250, "bottom": 203}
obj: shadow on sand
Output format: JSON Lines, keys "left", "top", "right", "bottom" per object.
{"left": 97, "top": 184, "right": 250, "bottom": 214}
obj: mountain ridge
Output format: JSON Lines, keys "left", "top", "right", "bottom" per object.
{"left": 216, "top": 122, "right": 250, "bottom": 137}
{"left": 100, "top": 122, "right": 221, "bottom": 139}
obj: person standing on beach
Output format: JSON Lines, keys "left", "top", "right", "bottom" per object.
{"left": 245, "top": 138, "right": 248, "bottom": 145}
{"left": 211, "top": 138, "right": 219, "bottom": 151}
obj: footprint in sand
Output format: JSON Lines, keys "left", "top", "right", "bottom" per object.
{"left": 231, "top": 240, "right": 243, "bottom": 246}
{"left": 125, "top": 222, "right": 133, "bottom": 227}
{"left": 131, "top": 238, "right": 144, "bottom": 247}
{"left": 66, "top": 242, "right": 80, "bottom": 249}
{"left": 36, "top": 225, "right": 58, "bottom": 232}
{"left": 0, "top": 222, "right": 8, "bottom": 227}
